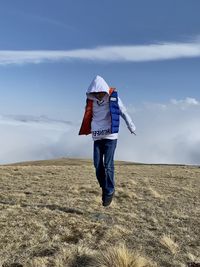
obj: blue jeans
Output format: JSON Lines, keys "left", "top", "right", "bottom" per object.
{"left": 93, "top": 139, "right": 117, "bottom": 195}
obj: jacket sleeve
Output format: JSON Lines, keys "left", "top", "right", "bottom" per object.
{"left": 118, "top": 97, "right": 136, "bottom": 133}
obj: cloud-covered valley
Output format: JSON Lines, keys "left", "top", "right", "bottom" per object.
{"left": 0, "top": 98, "right": 200, "bottom": 165}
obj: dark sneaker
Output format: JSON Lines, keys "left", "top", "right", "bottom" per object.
{"left": 102, "top": 191, "right": 115, "bottom": 207}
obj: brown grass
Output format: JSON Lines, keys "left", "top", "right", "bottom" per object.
{"left": 95, "top": 244, "right": 156, "bottom": 267}
{"left": 160, "top": 235, "right": 179, "bottom": 255}
{"left": 0, "top": 158, "right": 200, "bottom": 266}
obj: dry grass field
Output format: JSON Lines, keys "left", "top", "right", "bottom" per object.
{"left": 0, "top": 158, "right": 199, "bottom": 267}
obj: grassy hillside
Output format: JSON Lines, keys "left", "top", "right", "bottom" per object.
{"left": 0, "top": 158, "right": 199, "bottom": 267}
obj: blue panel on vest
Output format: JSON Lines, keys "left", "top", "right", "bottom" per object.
{"left": 109, "top": 91, "right": 120, "bottom": 134}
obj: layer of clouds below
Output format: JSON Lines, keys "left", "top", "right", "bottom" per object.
{"left": 118, "top": 98, "right": 200, "bottom": 165}
{"left": 0, "top": 115, "right": 92, "bottom": 164}
{"left": 0, "top": 98, "right": 200, "bottom": 165}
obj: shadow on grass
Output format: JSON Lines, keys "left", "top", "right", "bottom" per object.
{"left": 187, "top": 263, "right": 200, "bottom": 267}
{"left": 69, "top": 254, "right": 96, "bottom": 267}
{"left": 2, "top": 263, "right": 23, "bottom": 267}
{"left": 0, "top": 201, "right": 84, "bottom": 215}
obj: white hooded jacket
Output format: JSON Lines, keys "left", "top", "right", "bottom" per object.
{"left": 86, "top": 75, "right": 136, "bottom": 140}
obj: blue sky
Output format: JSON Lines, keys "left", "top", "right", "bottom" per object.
{"left": 0, "top": 0, "right": 200, "bottom": 164}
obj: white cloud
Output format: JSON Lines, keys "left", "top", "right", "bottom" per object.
{"left": 0, "top": 115, "right": 83, "bottom": 164}
{"left": 1, "top": 41, "right": 200, "bottom": 65}
{"left": 1, "top": 98, "right": 200, "bottom": 165}
{"left": 170, "top": 97, "right": 200, "bottom": 107}
{"left": 117, "top": 97, "right": 200, "bottom": 164}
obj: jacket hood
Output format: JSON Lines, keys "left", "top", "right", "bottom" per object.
{"left": 86, "top": 75, "right": 110, "bottom": 98}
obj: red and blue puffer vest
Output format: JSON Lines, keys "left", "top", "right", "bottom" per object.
{"left": 79, "top": 88, "right": 120, "bottom": 135}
